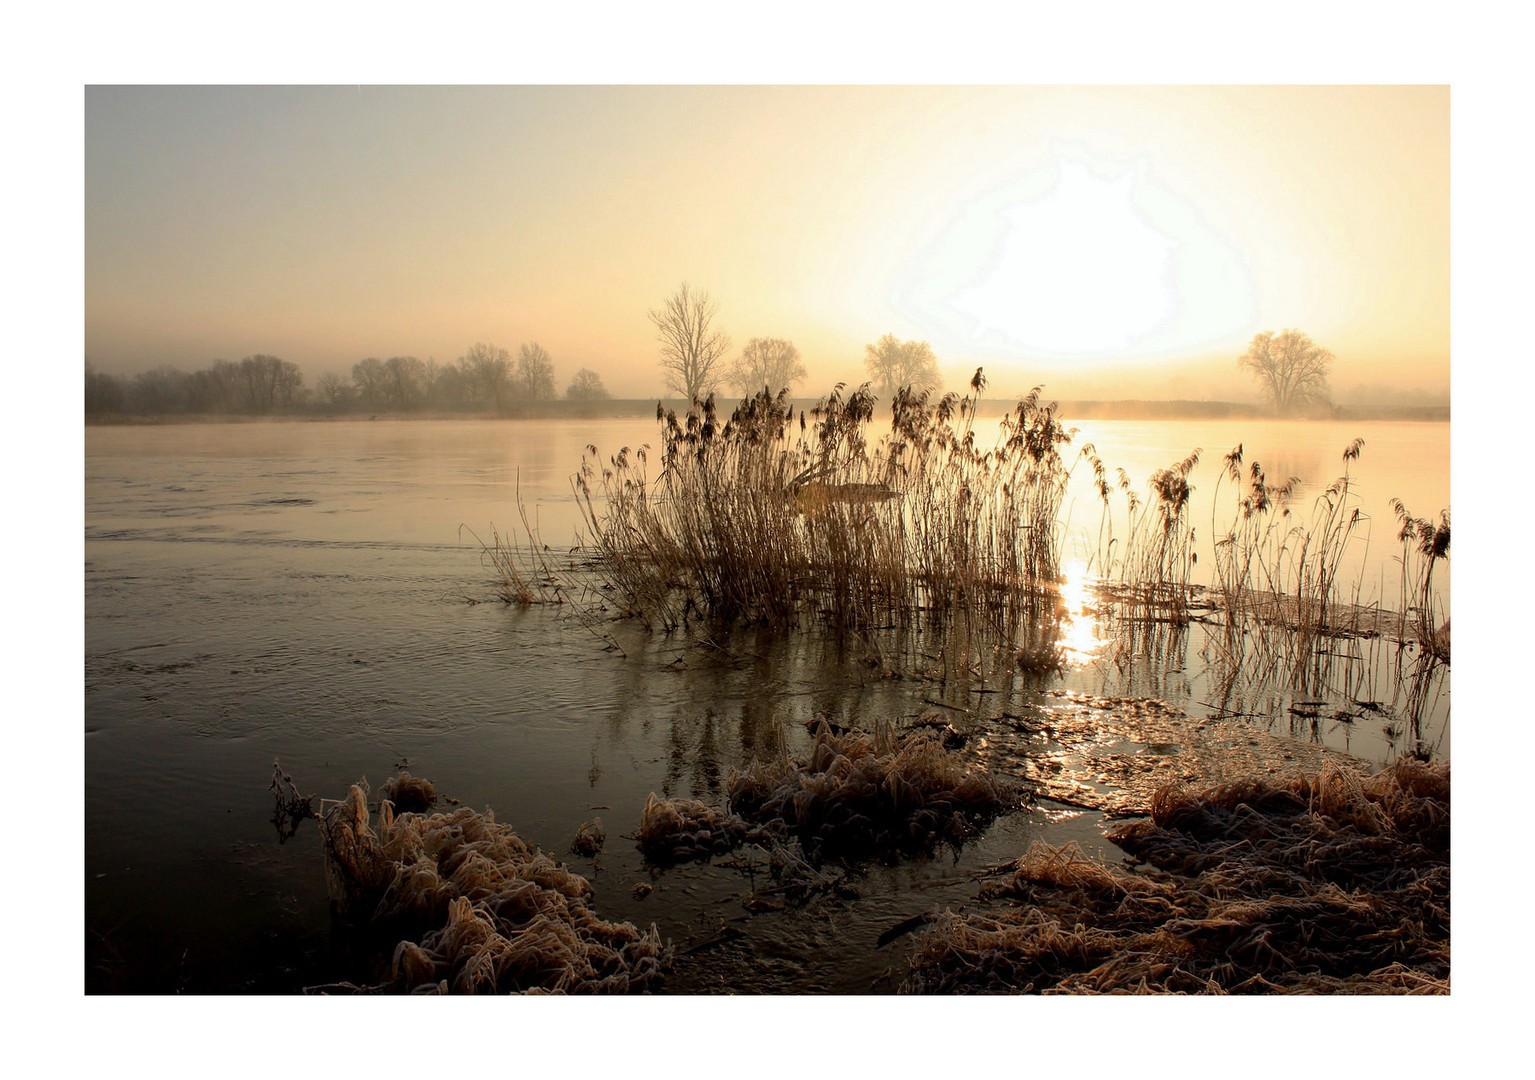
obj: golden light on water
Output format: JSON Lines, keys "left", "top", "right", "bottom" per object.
{"left": 1057, "top": 559, "right": 1105, "bottom": 667}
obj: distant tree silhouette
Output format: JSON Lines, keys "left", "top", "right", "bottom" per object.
{"left": 427, "top": 360, "right": 467, "bottom": 405}
{"left": 187, "top": 360, "right": 239, "bottom": 412}
{"left": 727, "top": 337, "right": 806, "bottom": 397}
{"left": 863, "top": 334, "right": 939, "bottom": 397}
{"left": 316, "top": 372, "right": 354, "bottom": 408}
{"left": 130, "top": 365, "right": 192, "bottom": 413}
{"left": 565, "top": 368, "right": 609, "bottom": 400}
{"left": 650, "top": 282, "right": 730, "bottom": 401}
{"left": 235, "top": 355, "right": 303, "bottom": 412}
{"left": 459, "top": 342, "right": 513, "bottom": 409}
{"left": 352, "top": 357, "right": 390, "bottom": 409}
{"left": 515, "top": 342, "right": 558, "bottom": 400}
{"left": 384, "top": 356, "right": 427, "bottom": 409}
{"left": 85, "top": 361, "right": 125, "bottom": 414}
{"left": 1239, "top": 329, "right": 1334, "bottom": 416}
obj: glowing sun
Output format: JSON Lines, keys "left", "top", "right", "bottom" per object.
{"left": 951, "top": 160, "right": 1181, "bottom": 355}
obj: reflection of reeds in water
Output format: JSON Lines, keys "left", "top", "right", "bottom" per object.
{"left": 318, "top": 781, "right": 665, "bottom": 994}
{"left": 903, "top": 759, "right": 1449, "bottom": 994}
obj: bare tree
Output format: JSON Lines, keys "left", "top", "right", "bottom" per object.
{"left": 130, "top": 365, "right": 192, "bottom": 413}
{"left": 727, "top": 337, "right": 806, "bottom": 397}
{"left": 352, "top": 357, "right": 390, "bottom": 409}
{"left": 650, "top": 282, "right": 730, "bottom": 401}
{"left": 189, "top": 360, "right": 241, "bottom": 413}
{"left": 515, "top": 342, "right": 558, "bottom": 400}
{"left": 1239, "top": 329, "right": 1334, "bottom": 416}
{"left": 565, "top": 368, "right": 609, "bottom": 400}
{"left": 458, "top": 342, "right": 513, "bottom": 409}
{"left": 863, "top": 334, "right": 939, "bottom": 397}
{"left": 383, "top": 356, "right": 427, "bottom": 409}
{"left": 316, "top": 372, "right": 354, "bottom": 408}
{"left": 429, "top": 361, "right": 467, "bottom": 405}
{"left": 236, "top": 355, "right": 303, "bottom": 413}
{"left": 85, "top": 361, "right": 126, "bottom": 414}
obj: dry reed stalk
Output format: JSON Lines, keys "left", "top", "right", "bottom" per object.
{"left": 1181, "top": 439, "right": 1451, "bottom": 718}
{"left": 1390, "top": 499, "right": 1451, "bottom": 657}
{"left": 269, "top": 759, "right": 316, "bottom": 841}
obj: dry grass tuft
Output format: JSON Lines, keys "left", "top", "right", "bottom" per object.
{"left": 317, "top": 781, "right": 665, "bottom": 993}
{"left": 570, "top": 818, "right": 606, "bottom": 857}
{"left": 379, "top": 770, "right": 438, "bottom": 813}
{"left": 634, "top": 794, "right": 752, "bottom": 863}
{"left": 903, "top": 760, "right": 1449, "bottom": 994}
{"left": 727, "top": 719, "right": 1017, "bottom": 858}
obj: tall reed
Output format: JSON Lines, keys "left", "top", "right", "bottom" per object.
{"left": 573, "top": 371, "right": 1081, "bottom": 671}
{"left": 1390, "top": 500, "right": 1451, "bottom": 657}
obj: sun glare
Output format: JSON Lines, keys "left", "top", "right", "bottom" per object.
{"left": 952, "top": 160, "right": 1177, "bottom": 354}
{"left": 902, "top": 142, "right": 1257, "bottom": 370}
{"left": 1057, "top": 558, "right": 1105, "bottom": 667}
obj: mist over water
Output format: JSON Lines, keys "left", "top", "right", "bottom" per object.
{"left": 84, "top": 414, "right": 1449, "bottom": 992}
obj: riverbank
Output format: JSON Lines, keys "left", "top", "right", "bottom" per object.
{"left": 84, "top": 397, "right": 1451, "bottom": 426}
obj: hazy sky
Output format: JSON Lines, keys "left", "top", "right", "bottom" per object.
{"left": 84, "top": 84, "right": 1449, "bottom": 402}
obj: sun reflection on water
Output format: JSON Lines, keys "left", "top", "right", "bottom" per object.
{"left": 1058, "top": 559, "right": 1106, "bottom": 667}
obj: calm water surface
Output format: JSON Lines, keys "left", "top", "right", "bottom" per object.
{"left": 84, "top": 415, "right": 1449, "bottom": 993}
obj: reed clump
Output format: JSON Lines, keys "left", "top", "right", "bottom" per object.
{"left": 1391, "top": 499, "right": 1451, "bottom": 658}
{"left": 634, "top": 794, "right": 754, "bottom": 863}
{"left": 575, "top": 374, "right": 1079, "bottom": 657}
{"left": 902, "top": 760, "right": 1449, "bottom": 994}
{"left": 1204, "top": 440, "right": 1390, "bottom": 681}
{"left": 1090, "top": 448, "right": 1203, "bottom": 623}
{"left": 571, "top": 818, "right": 606, "bottom": 857}
{"left": 379, "top": 770, "right": 438, "bottom": 813}
{"left": 726, "top": 719, "right": 1017, "bottom": 858}
{"left": 318, "top": 780, "right": 665, "bottom": 994}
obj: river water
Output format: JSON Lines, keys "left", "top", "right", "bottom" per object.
{"left": 83, "top": 413, "right": 1449, "bottom": 993}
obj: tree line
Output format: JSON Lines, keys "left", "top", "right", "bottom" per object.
{"left": 648, "top": 282, "right": 1338, "bottom": 417}
{"left": 648, "top": 281, "right": 940, "bottom": 402}
{"left": 85, "top": 344, "right": 611, "bottom": 417}
{"left": 84, "top": 283, "right": 1336, "bottom": 419}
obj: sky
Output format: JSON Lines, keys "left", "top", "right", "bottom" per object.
{"left": 84, "top": 84, "right": 1449, "bottom": 403}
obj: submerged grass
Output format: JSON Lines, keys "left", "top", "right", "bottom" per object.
{"left": 902, "top": 759, "right": 1449, "bottom": 994}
